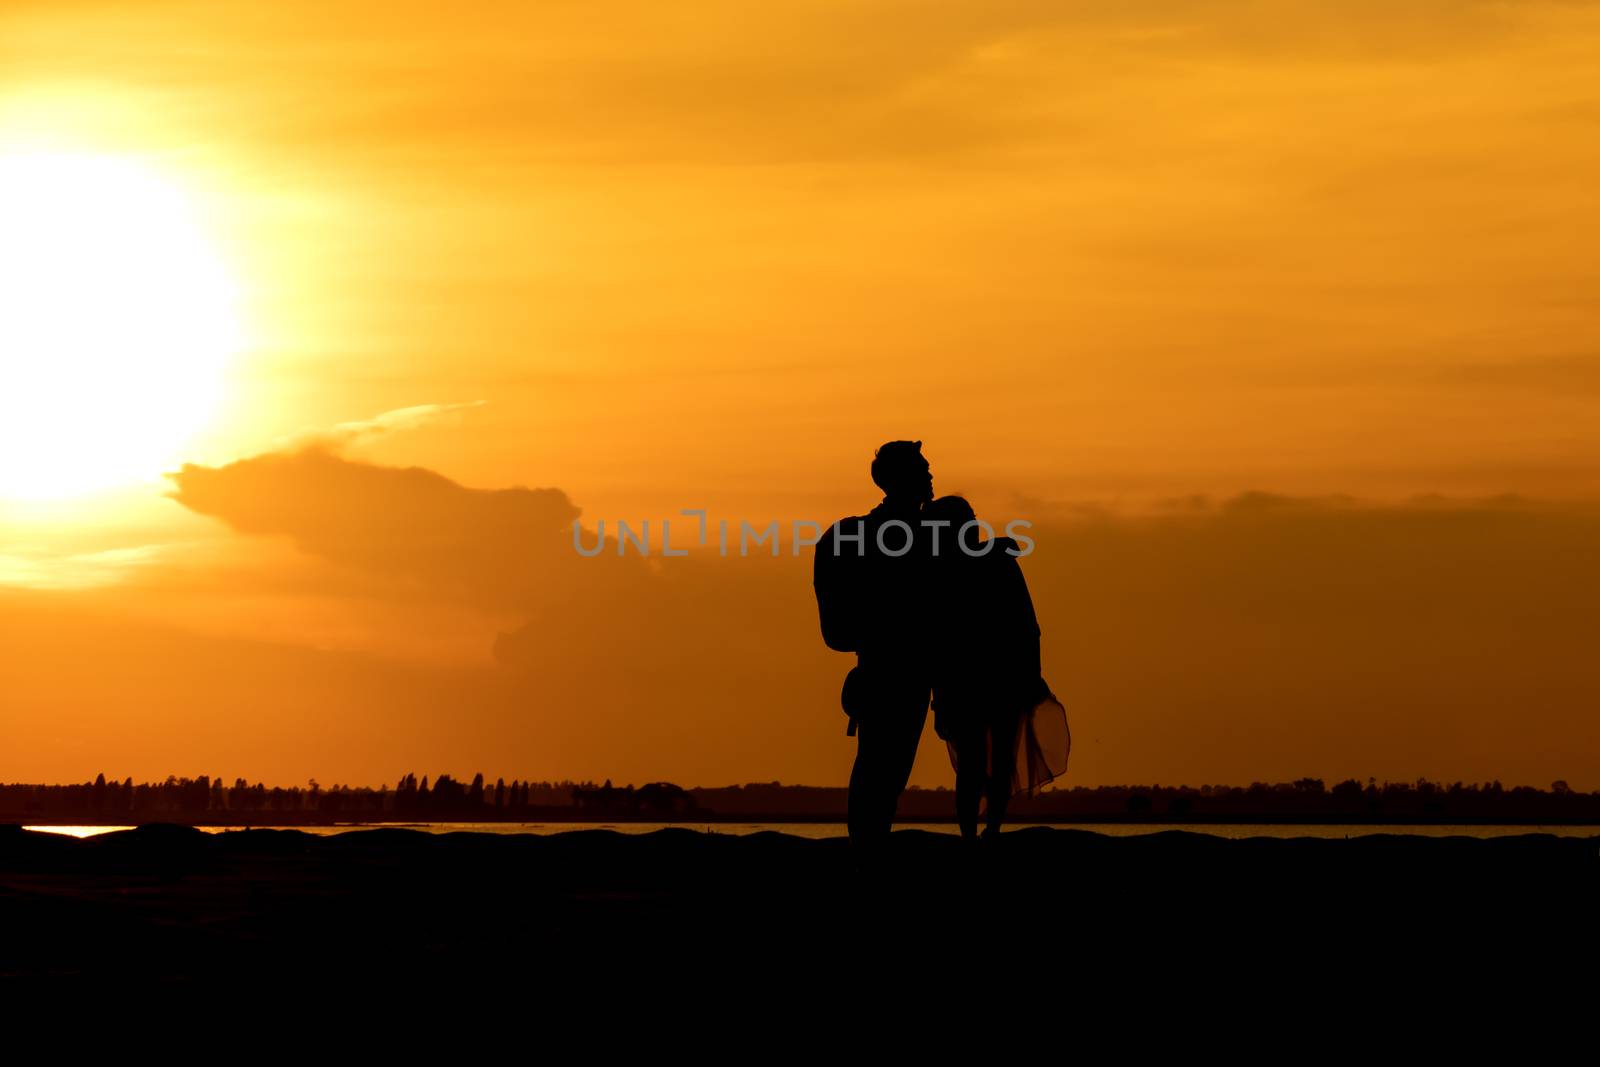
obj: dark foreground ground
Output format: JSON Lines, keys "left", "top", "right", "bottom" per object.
{"left": 3, "top": 824, "right": 1596, "bottom": 1008}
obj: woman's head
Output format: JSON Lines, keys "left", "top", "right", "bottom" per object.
{"left": 923, "top": 494, "right": 983, "bottom": 554}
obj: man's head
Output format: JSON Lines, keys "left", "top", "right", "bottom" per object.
{"left": 871, "top": 440, "right": 933, "bottom": 503}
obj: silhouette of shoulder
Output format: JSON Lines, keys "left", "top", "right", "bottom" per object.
{"left": 988, "top": 538, "right": 1038, "bottom": 632}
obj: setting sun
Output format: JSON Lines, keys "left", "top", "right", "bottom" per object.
{"left": 0, "top": 150, "right": 240, "bottom": 501}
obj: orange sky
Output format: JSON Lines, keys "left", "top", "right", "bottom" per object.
{"left": 3, "top": 2, "right": 1600, "bottom": 789}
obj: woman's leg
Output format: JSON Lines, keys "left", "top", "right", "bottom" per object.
{"left": 983, "top": 711, "right": 1021, "bottom": 836}
{"left": 953, "top": 722, "right": 985, "bottom": 840}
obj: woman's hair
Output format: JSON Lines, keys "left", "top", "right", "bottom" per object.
{"left": 923, "top": 494, "right": 982, "bottom": 552}
{"left": 923, "top": 494, "right": 975, "bottom": 526}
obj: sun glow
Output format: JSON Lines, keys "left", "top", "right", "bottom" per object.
{"left": 0, "top": 150, "right": 241, "bottom": 501}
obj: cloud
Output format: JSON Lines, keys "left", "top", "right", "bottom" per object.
{"left": 167, "top": 446, "right": 582, "bottom": 609}
{"left": 150, "top": 442, "right": 841, "bottom": 786}
{"left": 1436, "top": 353, "right": 1600, "bottom": 395}
{"left": 0, "top": 544, "right": 167, "bottom": 590}
{"left": 276, "top": 401, "right": 487, "bottom": 454}
{"left": 147, "top": 446, "right": 1600, "bottom": 788}
{"left": 2, "top": 1, "right": 1563, "bottom": 171}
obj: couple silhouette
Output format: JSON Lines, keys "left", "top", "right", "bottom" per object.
{"left": 813, "top": 440, "right": 1068, "bottom": 848}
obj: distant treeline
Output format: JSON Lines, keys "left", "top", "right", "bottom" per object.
{"left": 3, "top": 774, "right": 1598, "bottom": 824}
{"left": 0, "top": 774, "right": 696, "bottom": 822}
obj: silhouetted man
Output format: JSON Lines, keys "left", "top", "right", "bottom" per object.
{"left": 814, "top": 440, "right": 934, "bottom": 851}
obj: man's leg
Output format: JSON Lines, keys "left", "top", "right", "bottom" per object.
{"left": 878, "top": 698, "right": 926, "bottom": 829}
{"left": 847, "top": 693, "right": 928, "bottom": 848}
{"left": 952, "top": 721, "right": 985, "bottom": 840}
{"left": 846, "top": 730, "right": 883, "bottom": 847}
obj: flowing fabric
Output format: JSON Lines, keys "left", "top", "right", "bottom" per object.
{"left": 1012, "top": 691, "right": 1070, "bottom": 796}
{"left": 945, "top": 686, "right": 1071, "bottom": 798}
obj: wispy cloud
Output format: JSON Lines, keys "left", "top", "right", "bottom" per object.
{"left": 278, "top": 401, "right": 486, "bottom": 454}
{"left": 0, "top": 544, "right": 168, "bottom": 590}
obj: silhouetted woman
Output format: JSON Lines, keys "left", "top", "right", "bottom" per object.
{"left": 924, "top": 496, "right": 1067, "bottom": 840}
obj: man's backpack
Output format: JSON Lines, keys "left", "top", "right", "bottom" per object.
{"left": 812, "top": 518, "right": 864, "bottom": 653}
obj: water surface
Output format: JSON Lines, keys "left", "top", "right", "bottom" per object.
{"left": 24, "top": 821, "right": 1599, "bottom": 840}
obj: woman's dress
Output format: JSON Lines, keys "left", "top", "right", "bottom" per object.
{"left": 932, "top": 539, "right": 1070, "bottom": 796}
